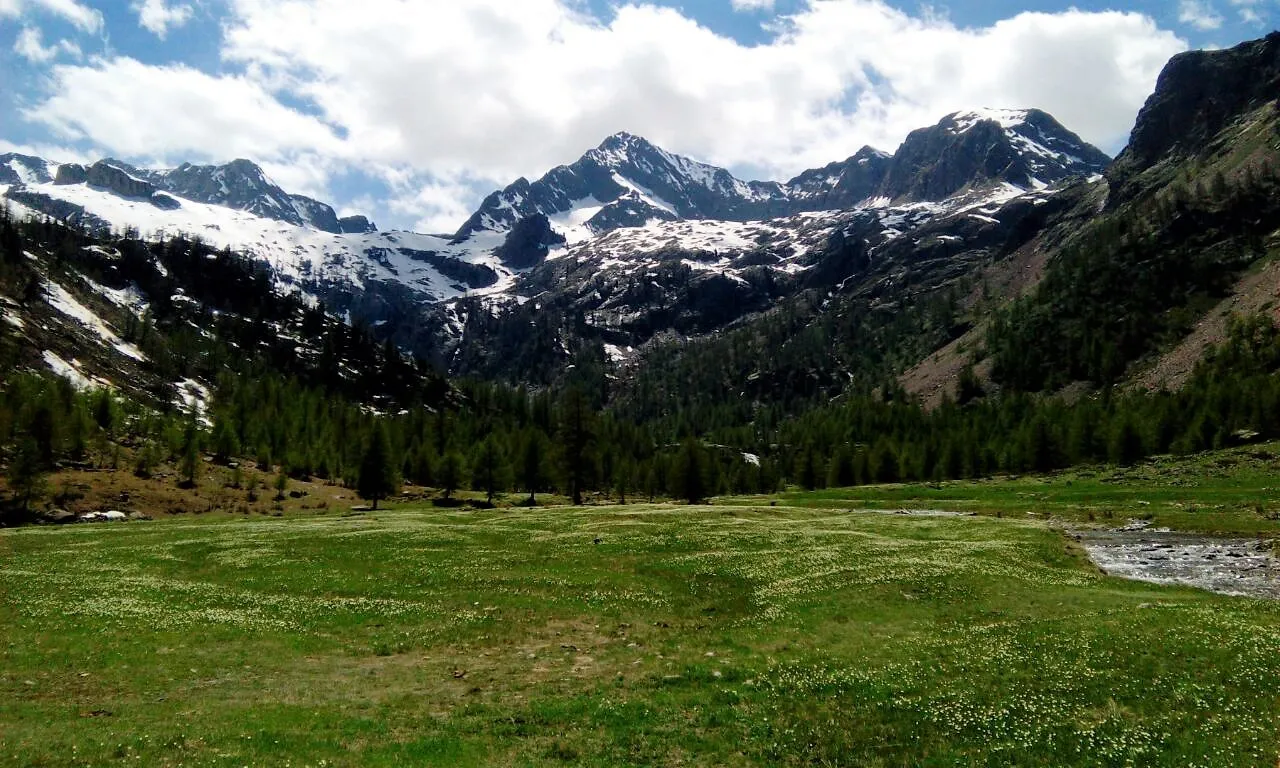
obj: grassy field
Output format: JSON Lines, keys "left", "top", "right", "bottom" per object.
{"left": 3, "top": 485, "right": 1280, "bottom": 766}
{"left": 731, "top": 441, "right": 1280, "bottom": 536}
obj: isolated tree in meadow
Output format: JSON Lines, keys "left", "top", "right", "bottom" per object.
{"left": 519, "top": 429, "right": 546, "bottom": 504}
{"left": 673, "top": 438, "right": 707, "bottom": 504}
{"left": 470, "top": 436, "right": 510, "bottom": 504}
{"left": 357, "top": 423, "right": 399, "bottom": 509}
{"left": 557, "top": 387, "right": 596, "bottom": 506}
{"left": 438, "top": 450, "right": 465, "bottom": 501}
{"left": 274, "top": 468, "right": 289, "bottom": 502}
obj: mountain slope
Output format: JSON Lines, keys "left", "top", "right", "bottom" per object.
{"left": 982, "top": 34, "right": 1280, "bottom": 393}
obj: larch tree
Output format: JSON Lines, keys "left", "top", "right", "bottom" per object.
{"left": 357, "top": 423, "right": 399, "bottom": 509}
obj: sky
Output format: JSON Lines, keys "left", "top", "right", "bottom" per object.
{"left": 0, "top": 1, "right": 1274, "bottom": 233}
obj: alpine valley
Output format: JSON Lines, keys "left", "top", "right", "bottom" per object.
{"left": 9, "top": 24, "right": 1280, "bottom": 768}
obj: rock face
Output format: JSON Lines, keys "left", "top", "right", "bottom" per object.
{"left": 339, "top": 215, "right": 377, "bottom": 234}
{"left": 53, "top": 163, "right": 89, "bottom": 185}
{"left": 87, "top": 161, "right": 157, "bottom": 199}
{"left": 1109, "top": 32, "right": 1280, "bottom": 199}
{"left": 494, "top": 214, "right": 566, "bottom": 269}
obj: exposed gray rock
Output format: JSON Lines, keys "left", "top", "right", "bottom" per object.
{"left": 87, "top": 161, "right": 158, "bottom": 199}
{"left": 494, "top": 214, "right": 566, "bottom": 269}
{"left": 1108, "top": 32, "right": 1280, "bottom": 203}
{"left": 339, "top": 215, "right": 377, "bottom": 234}
{"left": 54, "top": 163, "right": 89, "bottom": 185}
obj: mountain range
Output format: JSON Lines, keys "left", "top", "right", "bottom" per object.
{"left": 2, "top": 32, "right": 1278, "bottom": 409}
{"left": 0, "top": 106, "right": 1109, "bottom": 374}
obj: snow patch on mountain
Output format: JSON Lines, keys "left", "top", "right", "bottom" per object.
{"left": 43, "top": 279, "right": 147, "bottom": 361}
{"left": 43, "top": 350, "right": 108, "bottom": 390}
{"left": 949, "top": 108, "right": 1031, "bottom": 133}
{"left": 9, "top": 178, "right": 515, "bottom": 302}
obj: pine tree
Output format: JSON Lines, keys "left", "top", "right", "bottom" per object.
{"left": 673, "top": 438, "right": 707, "bottom": 504}
{"left": 797, "top": 446, "right": 820, "bottom": 491}
{"left": 470, "top": 436, "right": 509, "bottom": 504}
{"left": 826, "top": 446, "right": 855, "bottom": 488}
{"left": 438, "top": 450, "right": 465, "bottom": 501}
{"left": 6, "top": 439, "right": 48, "bottom": 518}
{"left": 519, "top": 430, "right": 546, "bottom": 504}
{"left": 556, "top": 387, "right": 595, "bottom": 505}
{"left": 614, "top": 459, "right": 632, "bottom": 504}
{"left": 357, "top": 423, "right": 399, "bottom": 509}
{"left": 211, "top": 416, "right": 240, "bottom": 464}
{"left": 1108, "top": 419, "right": 1145, "bottom": 467}
{"left": 274, "top": 468, "right": 289, "bottom": 501}
{"left": 179, "top": 414, "right": 200, "bottom": 489}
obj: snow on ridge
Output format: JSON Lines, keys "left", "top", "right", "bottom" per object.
{"left": 611, "top": 173, "right": 678, "bottom": 216}
{"left": 7, "top": 179, "right": 515, "bottom": 303}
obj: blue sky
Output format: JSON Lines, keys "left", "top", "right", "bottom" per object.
{"left": 0, "top": 0, "right": 1273, "bottom": 231}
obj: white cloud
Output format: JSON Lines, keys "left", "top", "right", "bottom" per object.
{"left": 0, "top": 0, "right": 102, "bottom": 32}
{"left": 27, "top": 57, "right": 344, "bottom": 161}
{"left": 1229, "top": 0, "right": 1265, "bottom": 24}
{"left": 132, "top": 0, "right": 195, "bottom": 39}
{"left": 0, "top": 137, "right": 100, "bottom": 166}
{"left": 1179, "top": 0, "right": 1224, "bottom": 30}
{"left": 730, "top": 0, "right": 776, "bottom": 11}
{"left": 12, "top": 25, "right": 81, "bottom": 63}
{"left": 19, "top": 0, "right": 1188, "bottom": 230}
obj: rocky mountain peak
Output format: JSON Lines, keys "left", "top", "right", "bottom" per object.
{"left": 1108, "top": 32, "right": 1280, "bottom": 201}
{"left": 880, "top": 108, "right": 1109, "bottom": 202}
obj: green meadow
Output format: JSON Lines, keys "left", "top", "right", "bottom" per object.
{"left": 3, "top": 452, "right": 1280, "bottom": 766}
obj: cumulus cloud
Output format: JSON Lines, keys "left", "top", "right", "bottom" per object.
{"left": 26, "top": 57, "right": 345, "bottom": 174}
{"left": 20, "top": 0, "right": 1188, "bottom": 230}
{"left": 1178, "top": 0, "right": 1224, "bottom": 30}
{"left": 13, "top": 25, "right": 81, "bottom": 63}
{"left": 133, "top": 0, "right": 195, "bottom": 39}
{"left": 0, "top": 0, "right": 102, "bottom": 32}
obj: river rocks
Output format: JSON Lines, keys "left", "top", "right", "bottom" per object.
{"left": 1078, "top": 529, "right": 1280, "bottom": 599}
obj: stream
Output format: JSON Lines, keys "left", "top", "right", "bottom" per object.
{"left": 1076, "top": 523, "right": 1280, "bottom": 599}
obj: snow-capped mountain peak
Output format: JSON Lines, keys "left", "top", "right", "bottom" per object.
{"left": 945, "top": 108, "right": 1033, "bottom": 133}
